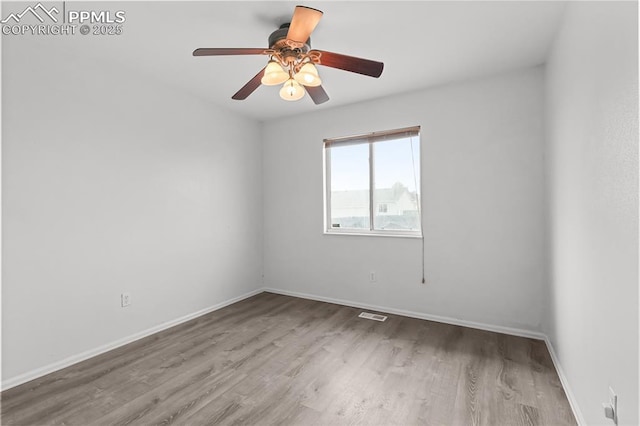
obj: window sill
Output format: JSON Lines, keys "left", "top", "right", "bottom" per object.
{"left": 324, "top": 230, "right": 423, "bottom": 239}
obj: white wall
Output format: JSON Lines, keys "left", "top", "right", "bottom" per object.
{"left": 2, "top": 37, "right": 263, "bottom": 383}
{"left": 263, "top": 67, "right": 547, "bottom": 333}
{"left": 544, "top": 2, "right": 639, "bottom": 425}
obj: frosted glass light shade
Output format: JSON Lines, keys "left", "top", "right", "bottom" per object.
{"left": 261, "top": 60, "right": 289, "bottom": 86}
{"left": 279, "top": 79, "right": 305, "bottom": 101}
{"left": 294, "top": 63, "right": 322, "bottom": 87}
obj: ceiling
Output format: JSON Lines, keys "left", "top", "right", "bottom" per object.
{"left": 6, "top": 1, "right": 567, "bottom": 121}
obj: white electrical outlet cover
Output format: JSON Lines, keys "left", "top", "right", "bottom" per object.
{"left": 121, "top": 293, "right": 131, "bottom": 307}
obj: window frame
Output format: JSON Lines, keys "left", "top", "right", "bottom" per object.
{"left": 323, "top": 126, "right": 422, "bottom": 238}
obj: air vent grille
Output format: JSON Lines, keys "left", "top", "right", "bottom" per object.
{"left": 358, "top": 312, "right": 387, "bottom": 322}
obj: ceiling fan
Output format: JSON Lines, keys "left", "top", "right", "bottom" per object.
{"left": 193, "top": 5, "right": 384, "bottom": 104}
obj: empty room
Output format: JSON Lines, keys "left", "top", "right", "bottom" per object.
{"left": 1, "top": 1, "right": 638, "bottom": 425}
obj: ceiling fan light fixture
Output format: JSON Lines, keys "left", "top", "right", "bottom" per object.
{"left": 261, "top": 60, "right": 289, "bottom": 86}
{"left": 279, "top": 79, "right": 305, "bottom": 101}
{"left": 294, "top": 63, "right": 322, "bottom": 87}
{"left": 193, "top": 5, "right": 384, "bottom": 104}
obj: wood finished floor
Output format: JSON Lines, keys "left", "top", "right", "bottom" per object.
{"left": 1, "top": 292, "right": 576, "bottom": 426}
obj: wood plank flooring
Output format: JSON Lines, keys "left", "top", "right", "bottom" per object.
{"left": 1, "top": 292, "right": 576, "bottom": 425}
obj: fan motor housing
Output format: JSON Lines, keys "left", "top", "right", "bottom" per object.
{"left": 268, "top": 23, "right": 310, "bottom": 51}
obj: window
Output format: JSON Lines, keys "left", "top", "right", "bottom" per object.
{"left": 324, "top": 126, "right": 421, "bottom": 237}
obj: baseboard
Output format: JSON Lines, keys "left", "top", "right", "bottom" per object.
{"left": 544, "top": 336, "right": 587, "bottom": 426}
{"left": 1, "top": 288, "right": 263, "bottom": 392}
{"left": 262, "top": 287, "right": 546, "bottom": 340}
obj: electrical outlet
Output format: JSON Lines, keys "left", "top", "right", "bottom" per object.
{"left": 369, "top": 271, "right": 377, "bottom": 282}
{"left": 121, "top": 292, "right": 131, "bottom": 307}
{"left": 603, "top": 386, "right": 618, "bottom": 425}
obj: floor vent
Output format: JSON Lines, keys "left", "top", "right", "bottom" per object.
{"left": 358, "top": 312, "right": 387, "bottom": 322}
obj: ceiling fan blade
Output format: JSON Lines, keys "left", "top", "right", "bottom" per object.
{"left": 305, "top": 85, "right": 329, "bottom": 105}
{"left": 193, "top": 48, "right": 267, "bottom": 56}
{"left": 286, "top": 6, "right": 323, "bottom": 43}
{"left": 311, "top": 50, "right": 384, "bottom": 78}
{"left": 232, "top": 67, "right": 266, "bottom": 100}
